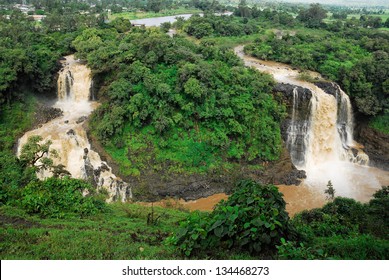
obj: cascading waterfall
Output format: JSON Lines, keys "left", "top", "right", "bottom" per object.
{"left": 18, "top": 55, "right": 131, "bottom": 202}
{"left": 283, "top": 82, "right": 377, "bottom": 199}
{"left": 234, "top": 45, "right": 387, "bottom": 202}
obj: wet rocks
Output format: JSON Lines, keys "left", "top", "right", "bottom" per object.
{"left": 33, "top": 105, "right": 63, "bottom": 127}
{"left": 83, "top": 148, "right": 89, "bottom": 159}
{"left": 314, "top": 81, "right": 338, "bottom": 97}
{"left": 76, "top": 116, "right": 87, "bottom": 124}
{"left": 156, "top": 180, "right": 217, "bottom": 201}
{"left": 261, "top": 144, "right": 306, "bottom": 186}
{"left": 355, "top": 122, "right": 389, "bottom": 170}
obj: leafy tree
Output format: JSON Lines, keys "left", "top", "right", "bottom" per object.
{"left": 160, "top": 21, "right": 172, "bottom": 33}
{"left": 237, "top": 0, "right": 251, "bottom": 18}
{"left": 324, "top": 180, "right": 335, "bottom": 201}
{"left": 298, "top": 3, "right": 327, "bottom": 28}
{"left": 174, "top": 180, "right": 295, "bottom": 257}
{"left": 109, "top": 17, "right": 133, "bottom": 33}
{"left": 184, "top": 16, "right": 213, "bottom": 38}
{"left": 19, "top": 135, "right": 56, "bottom": 172}
{"left": 147, "top": 0, "right": 164, "bottom": 13}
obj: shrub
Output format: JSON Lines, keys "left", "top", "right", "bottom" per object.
{"left": 20, "top": 177, "right": 106, "bottom": 218}
{"left": 276, "top": 238, "right": 326, "bottom": 260}
{"left": 288, "top": 188, "right": 389, "bottom": 259}
{"left": 317, "top": 235, "right": 389, "bottom": 260}
{"left": 174, "top": 180, "right": 295, "bottom": 257}
{"left": 366, "top": 186, "right": 389, "bottom": 237}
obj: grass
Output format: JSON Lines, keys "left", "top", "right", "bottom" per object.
{"left": 0, "top": 203, "right": 188, "bottom": 260}
{"left": 369, "top": 114, "right": 389, "bottom": 135}
{"left": 104, "top": 124, "right": 237, "bottom": 177}
{"left": 202, "top": 34, "right": 260, "bottom": 48}
{"left": 109, "top": 8, "right": 202, "bottom": 21}
{"left": 0, "top": 203, "right": 257, "bottom": 260}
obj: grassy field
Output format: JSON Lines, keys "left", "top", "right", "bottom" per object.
{"left": 108, "top": 8, "right": 202, "bottom": 21}
{"left": 0, "top": 203, "right": 255, "bottom": 260}
{"left": 0, "top": 203, "right": 185, "bottom": 260}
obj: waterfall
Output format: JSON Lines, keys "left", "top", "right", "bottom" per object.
{"left": 285, "top": 83, "right": 375, "bottom": 198}
{"left": 17, "top": 55, "right": 132, "bottom": 202}
{"left": 57, "top": 59, "right": 92, "bottom": 102}
{"left": 233, "top": 45, "right": 387, "bottom": 202}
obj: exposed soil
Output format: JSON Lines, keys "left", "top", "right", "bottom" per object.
{"left": 0, "top": 213, "right": 40, "bottom": 229}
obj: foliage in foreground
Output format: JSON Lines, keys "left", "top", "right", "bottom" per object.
{"left": 20, "top": 177, "right": 107, "bottom": 218}
{"left": 173, "top": 182, "right": 388, "bottom": 260}
{"left": 172, "top": 180, "right": 295, "bottom": 257}
{"left": 0, "top": 203, "right": 191, "bottom": 260}
{"left": 278, "top": 187, "right": 389, "bottom": 260}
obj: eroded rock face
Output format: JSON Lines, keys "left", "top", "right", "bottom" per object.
{"left": 356, "top": 122, "right": 389, "bottom": 170}
{"left": 274, "top": 83, "right": 312, "bottom": 167}
{"left": 261, "top": 143, "right": 306, "bottom": 185}
{"left": 274, "top": 84, "right": 312, "bottom": 140}
{"left": 33, "top": 105, "right": 63, "bottom": 127}
{"left": 314, "top": 81, "right": 338, "bottom": 97}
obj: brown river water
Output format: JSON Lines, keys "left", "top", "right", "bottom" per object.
{"left": 140, "top": 47, "right": 389, "bottom": 216}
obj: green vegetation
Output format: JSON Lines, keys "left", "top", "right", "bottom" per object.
{"left": 72, "top": 26, "right": 284, "bottom": 177}
{"left": 172, "top": 180, "right": 295, "bottom": 258}
{"left": 285, "top": 188, "right": 389, "bottom": 260}
{"left": 0, "top": 94, "right": 38, "bottom": 206}
{"left": 109, "top": 8, "right": 202, "bottom": 21}
{"left": 0, "top": 203, "right": 188, "bottom": 260}
{"left": 369, "top": 114, "right": 389, "bottom": 135}
{"left": 20, "top": 177, "right": 106, "bottom": 218}
{"left": 0, "top": 10, "right": 79, "bottom": 105}
{"left": 0, "top": 0, "right": 388, "bottom": 261}
{"left": 180, "top": 14, "right": 258, "bottom": 39}
{"left": 2, "top": 180, "right": 388, "bottom": 260}
{"left": 244, "top": 32, "right": 369, "bottom": 81}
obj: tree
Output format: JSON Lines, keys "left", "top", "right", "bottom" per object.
{"left": 237, "top": 0, "right": 251, "bottom": 18}
{"left": 325, "top": 180, "right": 335, "bottom": 201}
{"left": 174, "top": 180, "right": 295, "bottom": 257}
{"left": 109, "top": 17, "right": 133, "bottom": 33}
{"left": 19, "top": 135, "right": 56, "bottom": 171}
{"left": 147, "top": 0, "right": 163, "bottom": 13}
{"left": 298, "top": 3, "right": 327, "bottom": 28}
